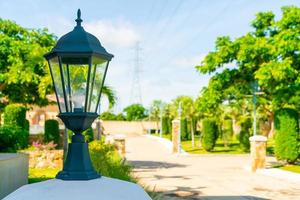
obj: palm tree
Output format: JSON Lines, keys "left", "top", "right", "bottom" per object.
{"left": 101, "top": 85, "right": 117, "bottom": 109}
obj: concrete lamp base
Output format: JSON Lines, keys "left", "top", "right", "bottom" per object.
{"left": 4, "top": 177, "right": 151, "bottom": 200}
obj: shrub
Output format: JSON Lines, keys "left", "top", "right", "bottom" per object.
{"left": 44, "top": 119, "right": 60, "bottom": 146}
{"left": 180, "top": 118, "right": 189, "bottom": 141}
{"left": 0, "top": 125, "right": 29, "bottom": 152}
{"left": 162, "top": 117, "right": 169, "bottom": 135}
{"left": 237, "top": 117, "right": 252, "bottom": 152}
{"left": 89, "top": 140, "right": 134, "bottom": 182}
{"left": 4, "top": 104, "right": 27, "bottom": 129}
{"left": 83, "top": 127, "right": 94, "bottom": 143}
{"left": 274, "top": 108, "right": 299, "bottom": 164}
{"left": 202, "top": 118, "right": 218, "bottom": 151}
{"left": 222, "top": 119, "right": 233, "bottom": 147}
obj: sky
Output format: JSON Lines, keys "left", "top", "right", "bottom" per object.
{"left": 1, "top": 0, "right": 300, "bottom": 112}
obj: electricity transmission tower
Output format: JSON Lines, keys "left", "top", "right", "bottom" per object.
{"left": 130, "top": 42, "right": 143, "bottom": 104}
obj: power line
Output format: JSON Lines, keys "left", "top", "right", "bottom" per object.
{"left": 150, "top": 1, "right": 234, "bottom": 70}
{"left": 154, "top": 0, "right": 184, "bottom": 41}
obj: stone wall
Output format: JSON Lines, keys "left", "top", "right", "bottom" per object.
{"left": 100, "top": 121, "right": 158, "bottom": 136}
{"left": 24, "top": 150, "right": 63, "bottom": 169}
{"left": 0, "top": 153, "right": 28, "bottom": 199}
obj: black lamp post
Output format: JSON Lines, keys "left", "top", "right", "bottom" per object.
{"left": 44, "top": 9, "right": 113, "bottom": 180}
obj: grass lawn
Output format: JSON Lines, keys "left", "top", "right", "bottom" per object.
{"left": 279, "top": 165, "right": 300, "bottom": 173}
{"left": 152, "top": 133, "right": 171, "bottom": 140}
{"left": 28, "top": 168, "right": 60, "bottom": 184}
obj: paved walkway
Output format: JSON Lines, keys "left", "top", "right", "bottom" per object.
{"left": 125, "top": 135, "right": 300, "bottom": 200}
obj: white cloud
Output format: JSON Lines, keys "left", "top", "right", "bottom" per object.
{"left": 85, "top": 19, "right": 141, "bottom": 49}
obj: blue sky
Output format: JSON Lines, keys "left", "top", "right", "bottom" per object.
{"left": 1, "top": 0, "right": 300, "bottom": 112}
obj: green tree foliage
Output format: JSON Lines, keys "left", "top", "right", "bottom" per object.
{"left": 202, "top": 118, "right": 218, "bottom": 151}
{"left": 115, "top": 113, "right": 126, "bottom": 121}
{"left": 237, "top": 117, "right": 252, "bottom": 152}
{"left": 83, "top": 127, "right": 94, "bottom": 143}
{"left": 100, "top": 111, "right": 117, "bottom": 120}
{"left": 44, "top": 119, "right": 60, "bottom": 146}
{"left": 0, "top": 18, "right": 56, "bottom": 106}
{"left": 274, "top": 108, "right": 299, "bottom": 164}
{"left": 170, "top": 96, "right": 197, "bottom": 145}
{"left": 195, "top": 6, "right": 300, "bottom": 123}
{"left": 123, "top": 104, "right": 148, "bottom": 121}
{"left": 149, "top": 100, "right": 165, "bottom": 133}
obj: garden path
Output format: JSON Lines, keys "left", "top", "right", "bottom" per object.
{"left": 124, "top": 134, "right": 300, "bottom": 200}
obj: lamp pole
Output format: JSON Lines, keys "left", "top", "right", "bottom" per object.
{"left": 253, "top": 83, "right": 257, "bottom": 136}
{"left": 44, "top": 9, "right": 113, "bottom": 180}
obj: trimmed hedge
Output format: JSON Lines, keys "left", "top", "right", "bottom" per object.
{"left": 162, "top": 117, "right": 170, "bottom": 135}
{"left": 237, "top": 117, "right": 252, "bottom": 152}
{"left": 44, "top": 119, "right": 60, "bottom": 146}
{"left": 83, "top": 127, "right": 94, "bottom": 143}
{"left": 180, "top": 118, "right": 189, "bottom": 141}
{"left": 3, "top": 104, "right": 29, "bottom": 149}
{"left": 4, "top": 104, "right": 27, "bottom": 129}
{"left": 0, "top": 125, "right": 29, "bottom": 152}
{"left": 274, "top": 108, "right": 299, "bottom": 164}
{"left": 202, "top": 118, "right": 218, "bottom": 151}
{"left": 222, "top": 119, "right": 233, "bottom": 147}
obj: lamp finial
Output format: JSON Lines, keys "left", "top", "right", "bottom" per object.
{"left": 75, "top": 9, "right": 82, "bottom": 26}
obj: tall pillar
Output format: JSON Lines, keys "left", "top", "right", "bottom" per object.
{"left": 249, "top": 135, "right": 267, "bottom": 172}
{"left": 172, "top": 119, "right": 180, "bottom": 153}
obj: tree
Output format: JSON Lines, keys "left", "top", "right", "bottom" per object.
{"left": 0, "top": 18, "right": 56, "bottom": 106}
{"left": 149, "top": 100, "right": 165, "bottom": 133}
{"left": 123, "top": 104, "right": 148, "bottom": 121}
{"left": 170, "top": 96, "right": 197, "bottom": 146}
{"left": 100, "top": 111, "right": 117, "bottom": 120}
{"left": 195, "top": 6, "right": 300, "bottom": 136}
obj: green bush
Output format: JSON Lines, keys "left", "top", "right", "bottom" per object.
{"left": 180, "top": 118, "right": 189, "bottom": 141}
{"left": 89, "top": 140, "right": 134, "bottom": 182}
{"left": 83, "top": 127, "right": 94, "bottom": 143}
{"left": 222, "top": 119, "right": 233, "bottom": 147}
{"left": 274, "top": 108, "right": 299, "bottom": 164}
{"left": 3, "top": 104, "right": 29, "bottom": 149}
{"left": 202, "top": 118, "right": 218, "bottom": 151}
{"left": 0, "top": 125, "right": 29, "bottom": 152}
{"left": 237, "top": 117, "right": 252, "bottom": 152}
{"left": 4, "top": 104, "right": 27, "bottom": 129}
{"left": 44, "top": 119, "right": 60, "bottom": 146}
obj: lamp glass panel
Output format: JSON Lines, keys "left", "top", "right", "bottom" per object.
{"left": 87, "top": 56, "right": 108, "bottom": 113}
{"left": 49, "top": 57, "right": 66, "bottom": 112}
{"left": 60, "top": 57, "right": 89, "bottom": 112}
